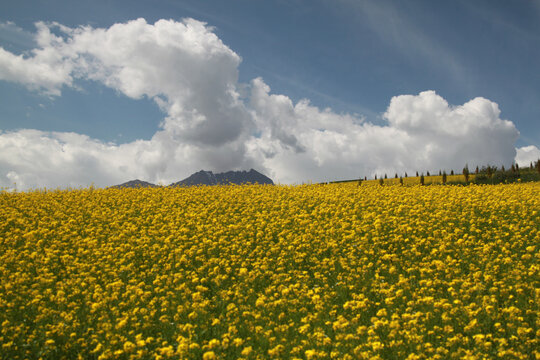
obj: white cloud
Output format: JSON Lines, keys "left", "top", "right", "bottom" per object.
{"left": 0, "top": 18, "right": 531, "bottom": 189}
{"left": 516, "top": 145, "right": 540, "bottom": 166}
{"left": 247, "top": 84, "right": 519, "bottom": 183}
{"left": 383, "top": 91, "right": 519, "bottom": 171}
{"left": 1, "top": 18, "right": 248, "bottom": 144}
{"left": 0, "top": 21, "right": 37, "bottom": 49}
{"left": 0, "top": 46, "right": 72, "bottom": 96}
{"left": 0, "top": 126, "right": 260, "bottom": 189}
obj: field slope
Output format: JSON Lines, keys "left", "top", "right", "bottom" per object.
{"left": 0, "top": 183, "right": 538, "bottom": 359}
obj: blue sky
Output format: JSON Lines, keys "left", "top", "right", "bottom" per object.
{"left": 0, "top": 0, "right": 539, "bottom": 188}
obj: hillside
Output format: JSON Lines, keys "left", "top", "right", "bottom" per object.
{"left": 111, "top": 169, "right": 274, "bottom": 188}
{"left": 2, "top": 182, "right": 538, "bottom": 359}
{"left": 170, "top": 169, "right": 273, "bottom": 186}
{"left": 110, "top": 179, "right": 160, "bottom": 188}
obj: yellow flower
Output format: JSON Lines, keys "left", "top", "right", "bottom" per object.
{"left": 241, "top": 346, "right": 253, "bottom": 356}
{"left": 123, "top": 341, "right": 136, "bottom": 353}
{"left": 1, "top": 182, "right": 538, "bottom": 359}
{"left": 202, "top": 351, "right": 216, "bottom": 360}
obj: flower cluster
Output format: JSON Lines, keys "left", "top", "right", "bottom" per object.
{"left": 0, "top": 183, "right": 538, "bottom": 359}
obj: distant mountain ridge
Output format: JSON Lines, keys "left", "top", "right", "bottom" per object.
{"left": 111, "top": 179, "right": 160, "bottom": 188}
{"left": 171, "top": 169, "right": 274, "bottom": 186}
{"left": 111, "top": 169, "right": 273, "bottom": 188}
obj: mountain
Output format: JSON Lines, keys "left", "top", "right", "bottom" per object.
{"left": 171, "top": 169, "right": 274, "bottom": 186}
{"left": 111, "top": 169, "right": 274, "bottom": 188}
{"left": 111, "top": 179, "right": 159, "bottom": 188}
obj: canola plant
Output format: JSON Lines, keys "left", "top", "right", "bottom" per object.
{"left": 0, "top": 183, "right": 538, "bottom": 359}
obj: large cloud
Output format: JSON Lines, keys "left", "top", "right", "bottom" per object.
{"left": 516, "top": 145, "right": 540, "bottom": 167}
{"left": 0, "top": 18, "right": 249, "bottom": 144}
{"left": 0, "top": 19, "right": 531, "bottom": 189}
{"left": 247, "top": 83, "right": 519, "bottom": 183}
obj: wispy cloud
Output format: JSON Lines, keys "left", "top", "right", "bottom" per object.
{"left": 461, "top": 1, "right": 540, "bottom": 42}
{"left": 250, "top": 64, "right": 378, "bottom": 122}
{"left": 337, "top": 0, "right": 470, "bottom": 89}
{"left": 0, "top": 21, "right": 37, "bottom": 51}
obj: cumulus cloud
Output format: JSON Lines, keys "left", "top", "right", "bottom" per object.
{"left": 0, "top": 18, "right": 531, "bottom": 189}
{"left": 247, "top": 85, "right": 519, "bottom": 183}
{"left": 0, "top": 21, "right": 38, "bottom": 50}
{"left": 516, "top": 145, "right": 540, "bottom": 166}
{"left": 0, "top": 18, "right": 249, "bottom": 144}
{"left": 0, "top": 18, "right": 257, "bottom": 189}
{"left": 0, "top": 22, "right": 73, "bottom": 96}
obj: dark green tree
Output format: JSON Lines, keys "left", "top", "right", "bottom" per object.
{"left": 420, "top": 174, "right": 424, "bottom": 185}
{"left": 442, "top": 171, "right": 447, "bottom": 184}
{"left": 463, "top": 165, "right": 470, "bottom": 182}
{"left": 487, "top": 165, "right": 493, "bottom": 179}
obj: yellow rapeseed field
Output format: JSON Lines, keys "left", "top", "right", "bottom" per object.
{"left": 0, "top": 183, "right": 538, "bottom": 359}
{"left": 361, "top": 174, "right": 475, "bottom": 186}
